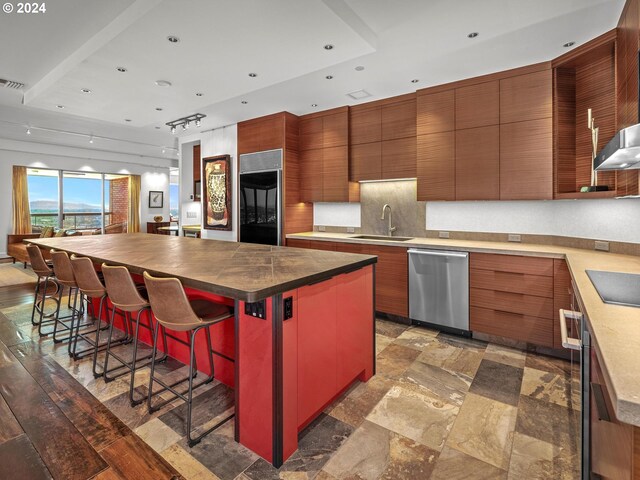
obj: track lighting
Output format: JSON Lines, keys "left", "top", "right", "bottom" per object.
{"left": 166, "top": 113, "right": 206, "bottom": 134}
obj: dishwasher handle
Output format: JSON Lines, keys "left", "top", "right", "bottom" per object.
{"left": 559, "top": 309, "right": 582, "bottom": 351}
{"left": 408, "top": 249, "right": 468, "bottom": 258}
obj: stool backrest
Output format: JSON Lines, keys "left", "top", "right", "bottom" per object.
{"left": 143, "top": 271, "right": 200, "bottom": 327}
{"left": 101, "top": 264, "right": 147, "bottom": 311}
{"left": 26, "top": 244, "right": 51, "bottom": 277}
{"left": 50, "top": 250, "right": 76, "bottom": 286}
{"left": 70, "top": 255, "right": 105, "bottom": 298}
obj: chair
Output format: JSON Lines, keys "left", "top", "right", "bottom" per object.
{"left": 49, "top": 249, "right": 85, "bottom": 348}
{"left": 26, "top": 244, "right": 60, "bottom": 335}
{"left": 143, "top": 271, "right": 234, "bottom": 446}
{"left": 101, "top": 264, "right": 166, "bottom": 406}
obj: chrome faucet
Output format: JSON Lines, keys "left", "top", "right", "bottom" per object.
{"left": 381, "top": 204, "right": 396, "bottom": 237}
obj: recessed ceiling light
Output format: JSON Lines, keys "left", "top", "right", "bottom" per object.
{"left": 324, "top": 44, "right": 334, "bottom": 50}
{"left": 411, "top": 79, "right": 419, "bottom": 83}
{"left": 325, "top": 75, "right": 333, "bottom": 80}
{"left": 467, "top": 32, "right": 479, "bottom": 38}
{"left": 355, "top": 66, "right": 365, "bottom": 71}
{"left": 116, "top": 67, "right": 127, "bottom": 73}
{"left": 241, "top": 100, "right": 248, "bottom": 104}
{"left": 26, "top": 128, "right": 31, "bottom": 135}
{"left": 311, "top": 104, "right": 318, "bottom": 107}
{"left": 155, "top": 107, "right": 163, "bottom": 111}
{"left": 81, "top": 88, "right": 91, "bottom": 93}
{"left": 56, "top": 105, "right": 64, "bottom": 109}
{"left": 248, "top": 73, "right": 258, "bottom": 78}
{"left": 89, "top": 135, "right": 94, "bottom": 144}
{"left": 195, "top": 92, "right": 204, "bottom": 96}
{"left": 167, "top": 35, "right": 180, "bottom": 43}
{"left": 124, "top": 119, "right": 132, "bottom": 122}
{"left": 564, "top": 41, "right": 575, "bottom": 48}
{"left": 155, "top": 80, "right": 172, "bottom": 87}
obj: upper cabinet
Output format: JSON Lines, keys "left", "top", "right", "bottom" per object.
{"left": 350, "top": 94, "right": 417, "bottom": 182}
{"left": 238, "top": 113, "right": 285, "bottom": 154}
{"left": 416, "top": 64, "right": 553, "bottom": 201}
{"left": 299, "top": 107, "right": 358, "bottom": 203}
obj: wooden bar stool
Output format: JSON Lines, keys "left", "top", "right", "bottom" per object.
{"left": 49, "top": 249, "right": 85, "bottom": 348}
{"left": 101, "top": 264, "right": 167, "bottom": 406}
{"left": 26, "top": 244, "right": 60, "bottom": 336}
{"left": 143, "top": 271, "right": 234, "bottom": 446}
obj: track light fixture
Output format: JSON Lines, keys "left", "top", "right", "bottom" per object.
{"left": 166, "top": 113, "right": 206, "bottom": 134}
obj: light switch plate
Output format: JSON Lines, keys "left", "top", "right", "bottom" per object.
{"left": 595, "top": 240, "right": 610, "bottom": 252}
{"left": 187, "top": 211, "right": 197, "bottom": 219}
{"left": 439, "top": 231, "right": 450, "bottom": 239}
{"left": 318, "top": 225, "right": 326, "bottom": 232}
{"left": 346, "top": 227, "right": 355, "bottom": 233}
{"left": 508, "top": 234, "right": 521, "bottom": 242}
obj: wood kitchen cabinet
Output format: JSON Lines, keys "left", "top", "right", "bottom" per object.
{"left": 417, "top": 131, "right": 455, "bottom": 201}
{"left": 350, "top": 143, "right": 381, "bottom": 181}
{"left": 299, "top": 107, "right": 358, "bottom": 202}
{"left": 500, "top": 70, "right": 553, "bottom": 124}
{"left": 350, "top": 106, "right": 381, "bottom": 145}
{"left": 455, "top": 81, "right": 499, "bottom": 130}
{"left": 382, "top": 137, "right": 416, "bottom": 180}
{"left": 417, "top": 90, "right": 455, "bottom": 135}
{"left": 193, "top": 144, "right": 201, "bottom": 201}
{"left": 455, "top": 126, "right": 500, "bottom": 200}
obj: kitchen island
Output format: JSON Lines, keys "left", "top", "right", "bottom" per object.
{"left": 28, "top": 233, "right": 377, "bottom": 467}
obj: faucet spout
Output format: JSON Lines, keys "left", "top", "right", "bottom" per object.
{"left": 381, "top": 204, "right": 396, "bottom": 237}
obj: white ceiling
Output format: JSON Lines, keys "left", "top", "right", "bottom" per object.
{"left": 0, "top": 0, "right": 627, "bottom": 152}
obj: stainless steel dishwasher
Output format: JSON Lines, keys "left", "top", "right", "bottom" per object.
{"left": 408, "top": 249, "right": 469, "bottom": 335}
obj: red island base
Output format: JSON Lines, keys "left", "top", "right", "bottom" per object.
{"left": 97, "top": 265, "right": 375, "bottom": 467}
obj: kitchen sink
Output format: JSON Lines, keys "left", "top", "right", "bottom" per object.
{"left": 351, "top": 235, "right": 414, "bottom": 242}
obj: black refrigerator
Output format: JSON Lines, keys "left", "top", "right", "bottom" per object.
{"left": 239, "top": 150, "right": 282, "bottom": 246}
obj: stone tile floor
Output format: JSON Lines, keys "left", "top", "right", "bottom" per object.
{"left": 2, "top": 298, "right": 580, "bottom": 480}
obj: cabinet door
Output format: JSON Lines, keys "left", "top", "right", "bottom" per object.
{"left": 500, "top": 118, "right": 553, "bottom": 200}
{"left": 382, "top": 137, "right": 416, "bottom": 179}
{"left": 286, "top": 239, "right": 311, "bottom": 249}
{"left": 300, "top": 149, "right": 323, "bottom": 202}
{"left": 193, "top": 145, "right": 201, "bottom": 182}
{"left": 350, "top": 142, "right": 382, "bottom": 181}
{"left": 335, "top": 243, "right": 368, "bottom": 254}
{"left": 417, "top": 90, "right": 455, "bottom": 135}
{"left": 323, "top": 146, "right": 349, "bottom": 202}
{"left": 382, "top": 99, "right": 416, "bottom": 141}
{"left": 369, "top": 245, "right": 408, "bottom": 317}
{"left": 500, "top": 70, "right": 552, "bottom": 124}
{"left": 237, "top": 121, "right": 261, "bottom": 154}
{"left": 323, "top": 112, "right": 348, "bottom": 148}
{"left": 455, "top": 81, "right": 499, "bottom": 130}
{"left": 258, "top": 116, "right": 284, "bottom": 151}
{"left": 308, "top": 241, "right": 336, "bottom": 251}
{"left": 350, "top": 106, "right": 381, "bottom": 145}
{"left": 417, "top": 132, "right": 455, "bottom": 201}
{"left": 299, "top": 117, "right": 323, "bottom": 151}
{"left": 455, "top": 126, "right": 499, "bottom": 200}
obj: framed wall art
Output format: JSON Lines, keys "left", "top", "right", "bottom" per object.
{"left": 202, "top": 154, "right": 232, "bottom": 230}
{"left": 148, "top": 190, "right": 164, "bottom": 208}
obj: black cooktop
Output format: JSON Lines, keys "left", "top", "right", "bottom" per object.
{"left": 586, "top": 270, "right": 640, "bottom": 308}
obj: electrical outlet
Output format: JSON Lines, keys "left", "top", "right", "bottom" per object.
{"left": 508, "top": 234, "right": 521, "bottom": 243}
{"left": 595, "top": 241, "right": 610, "bottom": 252}
{"left": 439, "top": 231, "right": 450, "bottom": 239}
{"left": 346, "top": 227, "right": 355, "bottom": 233}
{"left": 318, "top": 225, "right": 326, "bottom": 232}
{"left": 187, "top": 211, "right": 197, "bottom": 219}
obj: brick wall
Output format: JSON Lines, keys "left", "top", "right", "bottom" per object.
{"left": 109, "top": 177, "right": 129, "bottom": 227}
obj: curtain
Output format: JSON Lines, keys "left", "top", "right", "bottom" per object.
{"left": 12, "top": 166, "right": 32, "bottom": 234}
{"left": 127, "top": 175, "right": 141, "bottom": 233}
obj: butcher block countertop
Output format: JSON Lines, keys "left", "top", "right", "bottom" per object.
{"left": 28, "top": 233, "right": 376, "bottom": 302}
{"left": 287, "top": 231, "right": 640, "bottom": 427}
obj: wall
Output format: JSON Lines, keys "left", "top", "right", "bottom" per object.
{"left": 179, "top": 141, "right": 202, "bottom": 227}
{"left": 179, "top": 125, "right": 238, "bottom": 241}
{"left": 313, "top": 180, "right": 640, "bottom": 244}
{"left": 0, "top": 139, "right": 171, "bottom": 256}
{"left": 109, "top": 177, "right": 129, "bottom": 225}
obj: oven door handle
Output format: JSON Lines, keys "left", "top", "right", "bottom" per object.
{"left": 559, "top": 309, "right": 582, "bottom": 350}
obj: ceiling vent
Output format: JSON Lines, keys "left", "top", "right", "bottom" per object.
{"left": 347, "top": 89, "right": 372, "bottom": 100}
{"left": 0, "top": 78, "right": 25, "bottom": 90}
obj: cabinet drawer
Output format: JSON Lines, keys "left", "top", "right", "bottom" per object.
{"left": 334, "top": 242, "right": 368, "bottom": 254}
{"left": 307, "top": 241, "right": 336, "bottom": 252}
{"left": 470, "top": 306, "right": 553, "bottom": 347}
{"left": 287, "top": 239, "right": 311, "bottom": 249}
{"left": 470, "top": 253, "right": 554, "bottom": 276}
{"left": 470, "top": 287, "right": 554, "bottom": 318}
{"left": 470, "top": 268, "right": 553, "bottom": 298}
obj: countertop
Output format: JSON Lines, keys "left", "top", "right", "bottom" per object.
{"left": 287, "top": 231, "right": 640, "bottom": 427}
{"left": 28, "top": 234, "right": 376, "bottom": 302}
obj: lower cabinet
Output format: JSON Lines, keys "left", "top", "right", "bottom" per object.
{"left": 287, "top": 239, "right": 408, "bottom": 318}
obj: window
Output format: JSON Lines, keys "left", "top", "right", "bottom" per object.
{"left": 169, "top": 167, "right": 179, "bottom": 220}
{"left": 26, "top": 168, "right": 131, "bottom": 234}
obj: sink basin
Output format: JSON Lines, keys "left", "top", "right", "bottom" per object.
{"left": 351, "top": 235, "right": 414, "bottom": 242}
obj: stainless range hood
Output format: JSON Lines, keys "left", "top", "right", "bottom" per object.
{"left": 594, "top": 123, "right": 640, "bottom": 171}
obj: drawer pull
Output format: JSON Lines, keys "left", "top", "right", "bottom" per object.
{"left": 591, "top": 382, "right": 611, "bottom": 423}
{"left": 559, "top": 309, "right": 581, "bottom": 350}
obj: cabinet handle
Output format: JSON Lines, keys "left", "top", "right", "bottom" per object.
{"left": 559, "top": 309, "right": 582, "bottom": 350}
{"left": 591, "top": 382, "right": 611, "bottom": 423}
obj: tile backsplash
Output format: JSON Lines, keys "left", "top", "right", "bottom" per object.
{"left": 360, "top": 180, "right": 426, "bottom": 237}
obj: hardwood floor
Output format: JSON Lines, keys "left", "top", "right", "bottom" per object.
{"left": 0, "top": 277, "right": 182, "bottom": 480}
